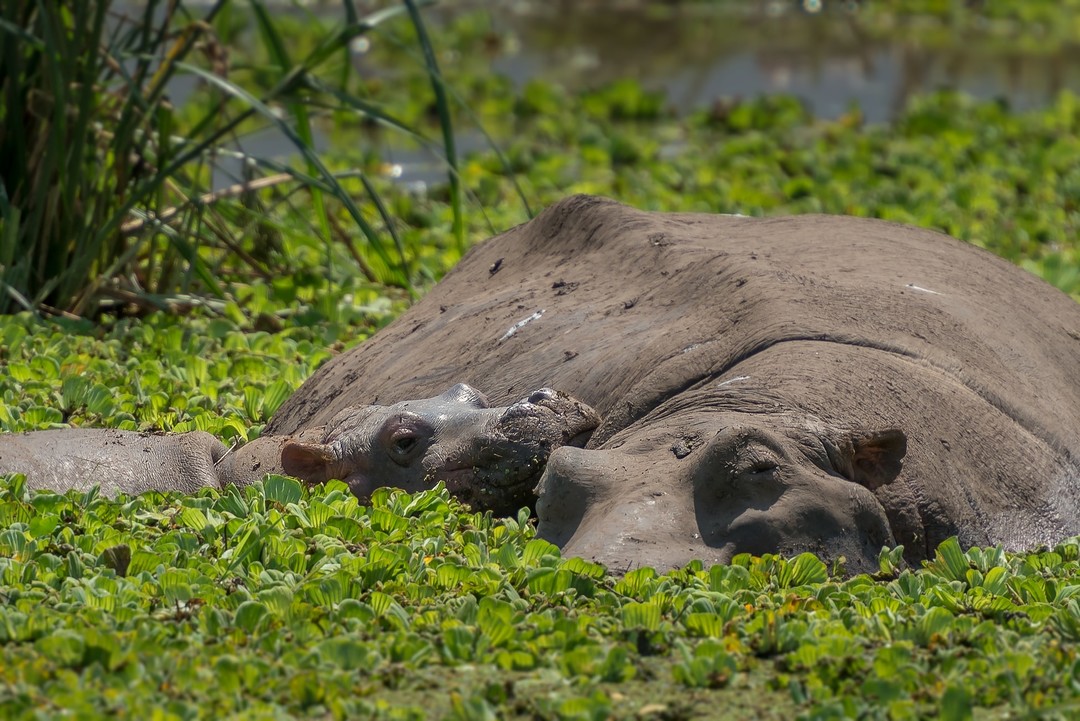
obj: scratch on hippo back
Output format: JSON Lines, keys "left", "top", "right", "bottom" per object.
{"left": 499, "top": 309, "right": 545, "bottom": 343}
{"left": 905, "top": 283, "right": 943, "bottom": 295}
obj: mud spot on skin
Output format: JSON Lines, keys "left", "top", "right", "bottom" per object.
{"left": 671, "top": 433, "right": 704, "bottom": 459}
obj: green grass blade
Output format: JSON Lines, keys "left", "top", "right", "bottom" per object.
{"left": 403, "top": 0, "right": 464, "bottom": 253}
{"left": 174, "top": 63, "right": 406, "bottom": 283}
{"left": 250, "top": 0, "right": 334, "bottom": 279}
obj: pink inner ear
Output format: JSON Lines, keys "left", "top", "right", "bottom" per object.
{"left": 280, "top": 441, "right": 336, "bottom": 484}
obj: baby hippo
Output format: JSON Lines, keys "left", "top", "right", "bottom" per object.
{"left": 0, "top": 384, "right": 600, "bottom": 515}
{"left": 279, "top": 383, "right": 600, "bottom": 515}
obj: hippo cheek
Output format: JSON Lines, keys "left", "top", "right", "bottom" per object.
{"left": 698, "top": 496, "right": 815, "bottom": 565}
{"left": 434, "top": 467, "right": 485, "bottom": 507}
{"left": 692, "top": 467, "right": 786, "bottom": 559}
{"left": 801, "top": 479, "right": 897, "bottom": 573}
{"left": 342, "top": 472, "right": 381, "bottom": 502}
{"left": 442, "top": 459, "right": 542, "bottom": 517}
{"left": 344, "top": 469, "right": 444, "bottom": 504}
{"left": 698, "top": 479, "right": 895, "bottom": 574}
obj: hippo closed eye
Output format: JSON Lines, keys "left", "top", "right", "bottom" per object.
{"left": 279, "top": 383, "right": 600, "bottom": 516}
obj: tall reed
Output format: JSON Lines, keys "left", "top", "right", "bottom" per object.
{"left": 0, "top": 0, "right": 457, "bottom": 317}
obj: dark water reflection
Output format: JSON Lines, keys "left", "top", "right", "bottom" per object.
{"left": 355, "top": 3, "right": 1080, "bottom": 188}
{"left": 483, "top": 3, "right": 1080, "bottom": 121}
{"left": 180, "top": 1, "right": 1080, "bottom": 187}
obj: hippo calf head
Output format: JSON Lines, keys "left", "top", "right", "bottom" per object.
{"left": 534, "top": 408, "right": 907, "bottom": 575}
{"left": 280, "top": 383, "right": 600, "bottom": 516}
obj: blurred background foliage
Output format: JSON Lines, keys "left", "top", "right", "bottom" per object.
{"left": 2, "top": 0, "right": 1080, "bottom": 324}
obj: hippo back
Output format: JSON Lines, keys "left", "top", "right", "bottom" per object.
{"left": 267, "top": 195, "right": 1080, "bottom": 466}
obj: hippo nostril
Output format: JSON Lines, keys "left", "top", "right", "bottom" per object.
{"left": 528, "top": 388, "right": 558, "bottom": 405}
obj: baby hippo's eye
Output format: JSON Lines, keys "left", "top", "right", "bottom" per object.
{"left": 381, "top": 413, "right": 433, "bottom": 467}
{"left": 393, "top": 435, "right": 418, "bottom": 456}
{"left": 388, "top": 430, "right": 422, "bottom": 465}
{"left": 749, "top": 459, "right": 779, "bottom": 475}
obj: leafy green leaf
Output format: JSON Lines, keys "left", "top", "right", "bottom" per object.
{"left": 99, "top": 544, "right": 131, "bottom": 577}
{"left": 932, "top": 537, "right": 971, "bottom": 582}
{"left": 234, "top": 601, "right": 269, "bottom": 633}
{"left": 621, "top": 601, "right": 661, "bottom": 631}
{"left": 939, "top": 684, "right": 973, "bottom": 721}
{"left": 263, "top": 475, "right": 303, "bottom": 506}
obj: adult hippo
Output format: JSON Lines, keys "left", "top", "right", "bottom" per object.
{"left": 265, "top": 195, "right": 1080, "bottom": 574}
{"left": 0, "top": 385, "right": 599, "bottom": 517}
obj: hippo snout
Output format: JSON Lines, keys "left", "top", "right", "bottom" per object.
{"left": 499, "top": 388, "right": 601, "bottom": 448}
{"left": 446, "top": 390, "right": 600, "bottom": 517}
{"left": 535, "top": 445, "right": 712, "bottom": 573}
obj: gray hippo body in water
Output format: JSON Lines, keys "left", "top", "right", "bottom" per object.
{"left": 264, "top": 195, "right": 1080, "bottom": 573}
{"left": 0, "top": 385, "right": 599, "bottom": 517}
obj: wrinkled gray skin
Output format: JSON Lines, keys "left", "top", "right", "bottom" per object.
{"left": 8, "top": 195, "right": 1080, "bottom": 576}
{"left": 266, "top": 195, "right": 1080, "bottom": 575}
{"left": 278, "top": 384, "right": 599, "bottom": 516}
{"left": 0, "top": 384, "right": 599, "bottom": 516}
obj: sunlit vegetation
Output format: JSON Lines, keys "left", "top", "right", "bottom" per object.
{"left": 4, "top": 1, "right": 1080, "bottom": 718}
{"left": 1, "top": 475, "right": 1079, "bottom": 720}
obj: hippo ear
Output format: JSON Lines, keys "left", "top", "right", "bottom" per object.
{"left": 827, "top": 429, "right": 907, "bottom": 491}
{"left": 280, "top": 441, "right": 337, "bottom": 484}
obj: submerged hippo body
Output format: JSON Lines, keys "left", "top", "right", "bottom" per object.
{"left": 268, "top": 195, "right": 1080, "bottom": 573}
{"left": 0, "top": 385, "right": 599, "bottom": 515}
